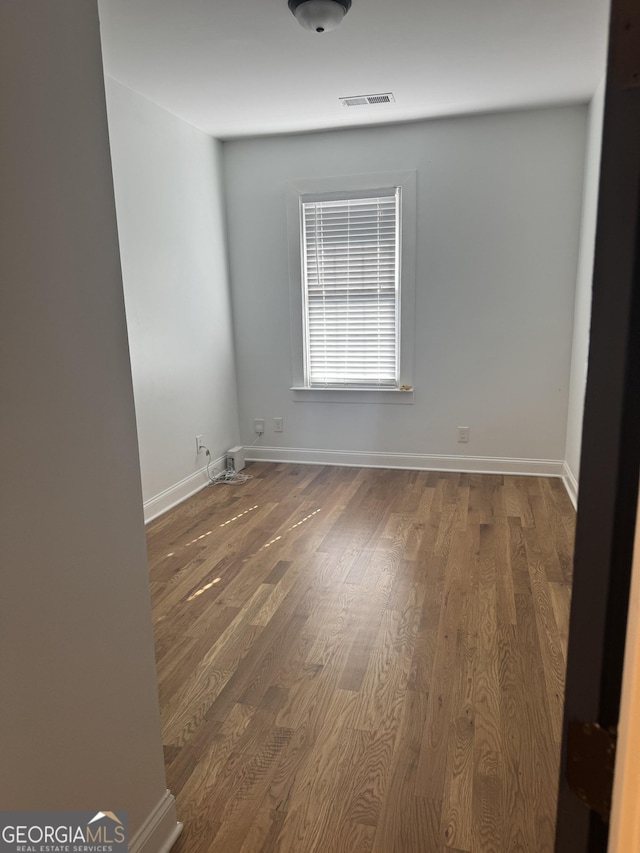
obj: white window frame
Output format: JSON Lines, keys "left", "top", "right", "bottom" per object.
{"left": 286, "top": 170, "right": 416, "bottom": 404}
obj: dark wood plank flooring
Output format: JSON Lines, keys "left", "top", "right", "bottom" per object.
{"left": 146, "top": 463, "right": 575, "bottom": 853}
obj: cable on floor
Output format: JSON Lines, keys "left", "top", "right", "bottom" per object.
{"left": 203, "top": 437, "right": 260, "bottom": 486}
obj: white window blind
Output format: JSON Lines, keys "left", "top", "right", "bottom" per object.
{"left": 301, "top": 188, "right": 401, "bottom": 388}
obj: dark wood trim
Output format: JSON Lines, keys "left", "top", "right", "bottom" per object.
{"left": 555, "top": 0, "right": 640, "bottom": 848}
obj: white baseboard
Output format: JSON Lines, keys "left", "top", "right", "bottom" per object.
{"left": 245, "top": 446, "right": 565, "bottom": 478}
{"left": 143, "top": 455, "right": 225, "bottom": 523}
{"left": 129, "top": 789, "right": 182, "bottom": 853}
{"left": 144, "top": 449, "right": 571, "bottom": 522}
{"left": 562, "top": 461, "right": 579, "bottom": 509}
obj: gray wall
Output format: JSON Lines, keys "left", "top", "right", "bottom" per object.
{"left": 564, "top": 82, "right": 605, "bottom": 502}
{"left": 106, "top": 80, "right": 240, "bottom": 520}
{"left": 223, "top": 107, "right": 587, "bottom": 470}
{"left": 0, "top": 2, "right": 176, "bottom": 844}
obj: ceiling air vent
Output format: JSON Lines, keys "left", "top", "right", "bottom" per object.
{"left": 339, "top": 92, "right": 396, "bottom": 107}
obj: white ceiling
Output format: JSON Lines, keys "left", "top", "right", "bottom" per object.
{"left": 97, "top": 0, "right": 609, "bottom": 139}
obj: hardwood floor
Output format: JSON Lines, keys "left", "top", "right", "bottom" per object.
{"left": 146, "top": 463, "right": 575, "bottom": 853}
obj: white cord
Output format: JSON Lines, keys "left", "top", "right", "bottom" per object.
{"left": 203, "top": 442, "right": 256, "bottom": 486}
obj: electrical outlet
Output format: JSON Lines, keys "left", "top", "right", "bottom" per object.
{"left": 457, "top": 426, "right": 470, "bottom": 443}
{"left": 196, "top": 434, "right": 206, "bottom": 453}
{"left": 274, "top": 417, "right": 283, "bottom": 433}
{"left": 254, "top": 418, "right": 265, "bottom": 435}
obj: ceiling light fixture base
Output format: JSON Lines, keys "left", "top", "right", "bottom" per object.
{"left": 288, "top": 0, "right": 352, "bottom": 33}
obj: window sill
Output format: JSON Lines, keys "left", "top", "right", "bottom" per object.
{"left": 290, "top": 387, "right": 414, "bottom": 405}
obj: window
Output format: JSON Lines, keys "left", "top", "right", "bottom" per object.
{"left": 287, "top": 171, "right": 416, "bottom": 402}
{"left": 301, "top": 189, "right": 400, "bottom": 388}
